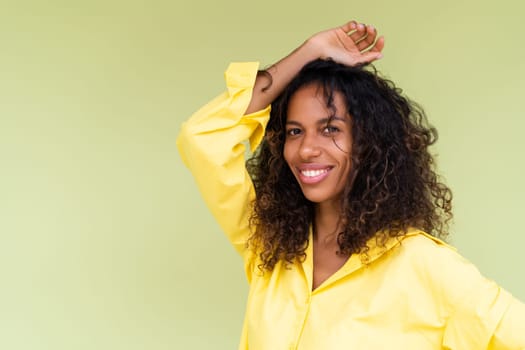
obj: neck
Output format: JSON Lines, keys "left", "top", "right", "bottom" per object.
{"left": 314, "top": 200, "right": 344, "bottom": 244}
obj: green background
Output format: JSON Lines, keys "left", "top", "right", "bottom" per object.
{"left": 1, "top": 1, "right": 524, "bottom": 349}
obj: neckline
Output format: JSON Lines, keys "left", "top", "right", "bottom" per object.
{"left": 303, "top": 227, "right": 447, "bottom": 293}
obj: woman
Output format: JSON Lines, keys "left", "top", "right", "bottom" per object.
{"left": 177, "top": 21, "right": 525, "bottom": 349}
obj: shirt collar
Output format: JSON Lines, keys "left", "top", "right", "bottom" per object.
{"left": 305, "top": 227, "right": 451, "bottom": 294}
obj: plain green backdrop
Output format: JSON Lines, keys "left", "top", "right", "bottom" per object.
{"left": 1, "top": 1, "right": 524, "bottom": 349}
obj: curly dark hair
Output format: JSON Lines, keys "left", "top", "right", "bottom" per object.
{"left": 246, "top": 59, "right": 452, "bottom": 271}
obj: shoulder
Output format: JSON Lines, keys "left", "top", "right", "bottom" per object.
{"left": 394, "top": 230, "right": 496, "bottom": 307}
{"left": 369, "top": 229, "right": 462, "bottom": 274}
{"left": 388, "top": 231, "right": 523, "bottom": 347}
{"left": 397, "top": 229, "right": 461, "bottom": 264}
{"left": 397, "top": 230, "right": 480, "bottom": 278}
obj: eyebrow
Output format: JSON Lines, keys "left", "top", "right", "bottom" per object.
{"left": 286, "top": 116, "right": 347, "bottom": 126}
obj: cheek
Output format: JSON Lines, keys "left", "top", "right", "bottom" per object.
{"left": 338, "top": 152, "right": 352, "bottom": 178}
{"left": 331, "top": 134, "right": 352, "bottom": 154}
{"left": 344, "top": 157, "right": 352, "bottom": 175}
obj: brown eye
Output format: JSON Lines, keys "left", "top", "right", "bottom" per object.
{"left": 322, "top": 125, "right": 340, "bottom": 135}
{"left": 286, "top": 128, "right": 302, "bottom": 137}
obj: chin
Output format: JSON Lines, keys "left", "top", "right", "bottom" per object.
{"left": 302, "top": 190, "right": 337, "bottom": 205}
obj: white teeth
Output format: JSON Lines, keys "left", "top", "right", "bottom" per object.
{"left": 301, "top": 169, "right": 328, "bottom": 177}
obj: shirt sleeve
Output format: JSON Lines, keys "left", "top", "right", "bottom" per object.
{"left": 487, "top": 296, "right": 525, "bottom": 349}
{"left": 176, "top": 62, "right": 270, "bottom": 274}
{"left": 431, "top": 243, "right": 525, "bottom": 349}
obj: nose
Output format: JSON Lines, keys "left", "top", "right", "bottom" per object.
{"left": 298, "top": 133, "right": 322, "bottom": 160}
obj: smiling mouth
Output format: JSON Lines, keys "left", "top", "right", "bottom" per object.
{"left": 301, "top": 168, "right": 329, "bottom": 177}
{"left": 297, "top": 167, "right": 332, "bottom": 184}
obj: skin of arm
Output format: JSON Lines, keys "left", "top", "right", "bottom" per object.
{"left": 245, "top": 21, "right": 385, "bottom": 115}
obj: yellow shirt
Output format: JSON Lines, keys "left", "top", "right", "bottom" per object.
{"left": 177, "top": 62, "right": 525, "bottom": 349}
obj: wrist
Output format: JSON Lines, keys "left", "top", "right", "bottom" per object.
{"left": 302, "top": 37, "right": 327, "bottom": 61}
{"left": 287, "top": 39, "right": 320, "bottom": 66}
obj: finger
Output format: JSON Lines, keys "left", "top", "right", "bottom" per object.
{"left": 355, "top": 50, "right": 384, "bottom": 64}
{"left": 354, "top": 31, "right": 369, "bottom": 45}
{"left": 339, "top": 20, "right": 357, "bottom": 33}
{"left": 368, "top": 36, "right": 385, "bottom": 53}
{"left": 357, "top": 25, "right": 378, "bottom": 51}
{"left": 348, "top": 22, "right": 366, "bottom": 42}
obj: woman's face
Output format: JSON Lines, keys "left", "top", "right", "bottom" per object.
{"left": 283, "top": 84, "right": 352, "bottom": 206}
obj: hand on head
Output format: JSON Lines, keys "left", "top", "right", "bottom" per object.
{"left": 306, "top": 20, "right": 385, "bottom": 66}
{"left": 245, "top": 20, "right": 384, "bottom": 115}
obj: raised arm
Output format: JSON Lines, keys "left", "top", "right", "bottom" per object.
{"left": 245, "top": 21, "right": 385, "bottom": 114}
{"left": 177, "top": 20, "right": 384, "bottom": 273}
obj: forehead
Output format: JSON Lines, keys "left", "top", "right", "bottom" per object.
{"left": 287, "top": 83, "right": 349, "bottom": 120}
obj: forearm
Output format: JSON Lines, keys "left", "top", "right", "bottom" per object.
{"left": 245, "top": 40, "right": 319, "bottom": 115}
{"left": 245, "top": 21, "right": 384, "bottom": 115}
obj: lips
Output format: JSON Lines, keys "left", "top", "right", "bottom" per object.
{"left": 297, "top": 165, "right": 333, "bottom": 184}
